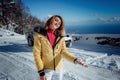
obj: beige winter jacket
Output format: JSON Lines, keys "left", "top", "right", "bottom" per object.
{"left": 33, "top": 32, "right": 76, "bottom": 73}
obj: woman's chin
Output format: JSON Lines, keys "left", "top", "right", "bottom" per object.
{"left": 52, "top": 27, "right": 57, "bottom": 30}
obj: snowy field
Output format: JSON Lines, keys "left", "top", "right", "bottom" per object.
{"left": 0, "top": 28, "right": 120, "bottom": 80}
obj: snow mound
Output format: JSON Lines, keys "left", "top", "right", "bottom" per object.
{"left": 0, "top": 28, "right": 26, "bottom": 45}
{"left": 0, "top": 28, "right": 120, "bottom": 80}
{"left": 0, "top": 28, "right": 20, "bottom": 37}
{"left": 90, "top": 55, "right": 120, "bottom": 71}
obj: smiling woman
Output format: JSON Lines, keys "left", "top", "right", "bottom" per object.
{"left": 33, "top": 15, "right": 88, "bottom": 80}
{"left": 51, "top": 17, "right": 62, "bottom": 29}
{"left": 45, "top": 16, "right": 63, "bottom": 34}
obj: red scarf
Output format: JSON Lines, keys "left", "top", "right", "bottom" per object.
{"left": 47, "top": 29, "right": 57, "bottom": 48}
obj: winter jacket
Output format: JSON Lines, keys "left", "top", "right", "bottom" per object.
{"left": 33, "top": 27, "right": 77, "bottom": 76}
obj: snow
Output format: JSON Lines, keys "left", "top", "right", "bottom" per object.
{"left": 0, "top": 28, "right": 120, "bottom": 80}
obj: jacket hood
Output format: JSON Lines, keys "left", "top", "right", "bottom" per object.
{"left": 34, "top": 26, "right": 64, "bottom": 38}
{"left": 34, "top": 26, "right": 47, "bottom": 37}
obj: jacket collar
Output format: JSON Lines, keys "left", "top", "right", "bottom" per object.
{"left": 48, "top": 29, "right": 55, "bottom": 34}
{"left": 36, "top": 27, "right": 65, "bottom": 49}
{"left": 36, "top": 27, "right": 47, "bottom": 37}
{"left": 37, "top": 27, "right": 64, "bottom": 39}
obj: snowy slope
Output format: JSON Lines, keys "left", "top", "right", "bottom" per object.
{"left": 0, "top": 28, "right": 120, "bottom": 80}
{"left": 0, "top": 28, "right": 26, "bottom": 45}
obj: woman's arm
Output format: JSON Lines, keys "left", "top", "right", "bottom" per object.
{"left": 61, "top": 38, "right": 76, "bottom": 63}
{"left": 61, "top": 38, "right": 88, "bottom": 67}
{"left": 33, "top": 34, "right": 45, "bottom": 76}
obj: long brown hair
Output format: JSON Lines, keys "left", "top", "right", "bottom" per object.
{"left": 44, "top": 15, "right": 65, "bottom": 36}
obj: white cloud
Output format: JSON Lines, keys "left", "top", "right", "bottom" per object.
{"left": 67, "top": 16, "right": 120, "bottom": 26}
{"left": 97, "top": 16, "right": 120, "bottom": 23}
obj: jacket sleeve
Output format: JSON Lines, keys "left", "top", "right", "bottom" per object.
{"left": 61, "top": 38, "right": 77, "bottom": 63}
{"left": 33, "top": 34, "right": 45, "bottom": 76}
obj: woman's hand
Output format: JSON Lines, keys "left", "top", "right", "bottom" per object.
{"left": 76, "top": 59, "right": 88, "bottom": 68}
{"left": 40, "top": 75, "right": 46, "bottom": 80}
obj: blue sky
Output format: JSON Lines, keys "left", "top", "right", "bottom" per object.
{"left": 23, "top": 0, "right": 120, "bottom": 26}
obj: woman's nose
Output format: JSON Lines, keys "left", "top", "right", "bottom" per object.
{"left": 55, "top": 23, "right": 59, "bottom": 26}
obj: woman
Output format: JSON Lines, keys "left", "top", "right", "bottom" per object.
{"left": 33, "top": 15, "right": 88, "bottom": 80}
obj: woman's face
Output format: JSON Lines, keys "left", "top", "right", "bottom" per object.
{"left": 50, "top": 17, "right": 61, "bottom": 30}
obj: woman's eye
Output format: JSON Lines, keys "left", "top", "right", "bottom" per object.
{"left": 55, "top": 19, "right": 58, "bottom": 22}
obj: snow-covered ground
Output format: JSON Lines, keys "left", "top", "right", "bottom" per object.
{"left": 0, "top": 28, "right": 120, "bottom": 80}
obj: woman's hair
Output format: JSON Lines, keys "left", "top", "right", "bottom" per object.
{"left": 44, "top": 15, "right": 65, "bottom": 36}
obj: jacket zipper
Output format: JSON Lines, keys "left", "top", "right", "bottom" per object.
{"left": 53, "top": 36, "right": 63, "bottom": 70}
{"left": 53, "top": 48, "right": 55, "bottom": 70}
{"left": 39, "top": 31, "right": 63, "bottom": 70}
{"left": 46, "top": 35, "right": 63, "bottom": 70}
